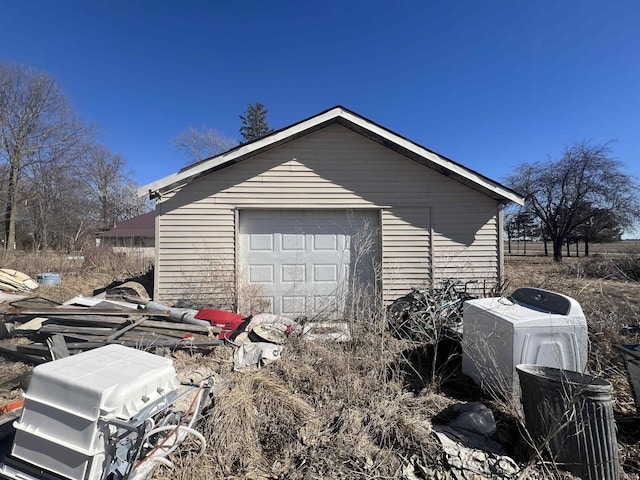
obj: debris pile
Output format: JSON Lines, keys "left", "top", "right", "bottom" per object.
{"left": 0, "top": 270, "right": 39, "bottom": 294}
{"left": 0, "top": 291, "right": 221, "bottom": 364}
{"left": 0, "top": 273, "right": 637, "bottom": 480}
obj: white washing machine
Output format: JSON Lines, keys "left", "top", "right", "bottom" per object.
{"left": 462, "top": 287, "right": 588, "bottom": 398}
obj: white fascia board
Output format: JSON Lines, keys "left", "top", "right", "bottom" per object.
{"left": 138, "top": 108, "right": 345, "bottom": 197}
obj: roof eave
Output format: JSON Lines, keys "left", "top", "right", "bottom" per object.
{"left": 138, "top": 107, "right": 345, "bottom": 197}
{"left": 139, "top": 106, "right": 524, "bottom": 206}
{"left": 333, "top": 113, "right": 524, "bottom": 205}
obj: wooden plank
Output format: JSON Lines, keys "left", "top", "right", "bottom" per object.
{"left": 138, "top": 320, "right": 217, "bottom": 334}
{"left": 0, "top": 372, "right": 31, "bottom": 390}
{"left": 48, "top": 332, "right": 105, "bottom": 343}
{"left": 135, "top": 327, "right": 199, "bottom": 339}
{"left": 0, "top": 343, "right": 46, "bottom": 364}
{"left": 38, "top": 324, "right": 116, "bottom": 336}
{"left": 46, "top": 334, "right": 70, "bottom": 360}
{"left": 0, "top": 408, "right": 21, "bottom": 441}
{"left": 15, "top": 344, "right": 54, "bottom": 358}
{"left": 4, "top": 306, "right": 169, "bottom": 317}
{"left": 105, "top": 317, "right": 147, "bottom": 342}
{"left": 43, "top": 316, "right": 217, "bottom": 334}
{"left": 39, "top": 326, "right": 205, "bottom": 344}
{"left": 119, "top": 332, "right": 186, "bottom": 343}
{"left": 41, "top": 315, "right": 132, "bottom": 328}
{"left": 12, "top": 317, "right": 48, "bottom": 333}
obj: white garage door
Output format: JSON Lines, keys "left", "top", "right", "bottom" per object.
{"left": 239, "top": 210, "right": 379, "bottom": 319}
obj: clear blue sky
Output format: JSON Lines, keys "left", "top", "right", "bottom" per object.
{"left": 2, "top": 1, "right": 639, "bottom": 199}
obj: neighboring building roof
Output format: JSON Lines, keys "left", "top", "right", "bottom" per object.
{"left": 97, "top": 211, "right": 155, "bottom": 238}
{"left": 139, "top": 106, "right": 524, "bottom": 205}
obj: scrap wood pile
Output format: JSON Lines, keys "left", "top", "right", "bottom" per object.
{"left": 0, "top": 286, "right": 221, "bottom": 364}
{"left": 0, "top": 269, "right": 40, "bottom": 293}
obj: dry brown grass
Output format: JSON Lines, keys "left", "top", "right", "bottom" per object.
{"left": 1, "top": 246, "right": 640, "bottom": 478}
{"left": 160, "top": 332, "right": 455, "bottom": 480}
{"left": 0, "top": 357, "right": 31, "bottom": 406}
{"left": 505, "top": 253, "right": 640, "bottom": 479}
{"left": 0, "top": 248, "right": 153, "bottom": 303}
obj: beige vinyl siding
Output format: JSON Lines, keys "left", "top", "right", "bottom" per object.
{"left": 155, "top": 124, "right": 501, "bottom": 307}
{"left": 382, "top": 208, "right": 431, "bottom": 302}
{"left": 431, "top": 193, "right": 499, "bottom": 294}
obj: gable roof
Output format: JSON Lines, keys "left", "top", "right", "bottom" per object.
{"left": 140, "top": 106, "right": 524, "bottom": 205}
{"left": 97, "top": 211, "right": 155, "bottom": 238}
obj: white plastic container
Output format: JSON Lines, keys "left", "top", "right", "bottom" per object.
{"left": 461, "top": 287, "right": 588, "bottom": 398}
{"left": 11, "top": 344, "right": 179, "bottom": 480}
{"left": 36, "top": 272, "right": 61, "bottom": 286}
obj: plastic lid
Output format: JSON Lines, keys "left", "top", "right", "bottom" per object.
{"left": 516, "top": 364, "right": 611, "bottom": 392}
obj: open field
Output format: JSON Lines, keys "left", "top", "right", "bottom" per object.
{"left": 0, "top": 246, "right": 639, "bottom": 479}
{"left": 506, "top": 239, "right": 640, "bottom": 257}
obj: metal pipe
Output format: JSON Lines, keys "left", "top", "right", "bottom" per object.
{"left": 144, "top": 301, "right": 210, "bottom": 327}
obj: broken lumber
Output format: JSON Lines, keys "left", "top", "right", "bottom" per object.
{"left": 0, "top": 342, "right": 46, "bottom": 364}
{"left": 3, "top": 305, "right": 169, "bottom": 317}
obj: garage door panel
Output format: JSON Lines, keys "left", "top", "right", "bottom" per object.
{"left": 249, "top": 234, "right": 273, "bottom": 251}
{"left": 282, "top": 264, "right": 305, "bottom": 283}
{"left": 240, "top": 209, "right": 379, "bottom": 318}
{"left": 282, "top": 234, "right": 305, "bottom": 251}
{"left": 282, "top": 296, "right": 306, "bottom": 316}
{"left": 249, "top": 265, "right": 273, "bottom": 283}
{"left": 313, "top": 234, "right": 338, "bottom": 251}
{"left": 314, "top": 264, "right": 337, "bottom": 282}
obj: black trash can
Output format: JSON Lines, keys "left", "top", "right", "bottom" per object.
{"left": 516, "top": 364, "right": 619, "bottom": 480}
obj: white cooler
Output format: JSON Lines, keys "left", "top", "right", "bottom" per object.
{"left": 462, "top": 287, "right": 588, "bottom": 398}
{"left": 9, "top": 345, "right": 178, "bottom": 480}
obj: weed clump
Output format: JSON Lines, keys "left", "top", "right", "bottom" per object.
{"left": 579, "top": 254, "right": 640, "bottom": 282}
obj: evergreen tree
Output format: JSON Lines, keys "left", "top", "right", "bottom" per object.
{"left": 239, "top": 102, "right": 272, "bottom": 142}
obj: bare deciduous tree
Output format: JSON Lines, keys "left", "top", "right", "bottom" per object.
{"left": 23, "top": 159, "right": 84, "bottom": 250}
{"left": 507, "top": 141, "right": 640, "bottom": 261}
{"left": 0, "top": 63, "right": 94, "bottom": 249}
{"left": 172, "top": 127, "right": 237, "bottom": 163}
{"left": 79, "top": 145, "right": 128, "bottom": 228}
{"left": 106, "top": 180, "right": 152, "bottom": 225}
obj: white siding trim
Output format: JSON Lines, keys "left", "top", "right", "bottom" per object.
{"left": 497, "top": 204, "right": 505, "bottom": 286}
{"left": 153, "top": 207, "right": 161, "bottom": 300}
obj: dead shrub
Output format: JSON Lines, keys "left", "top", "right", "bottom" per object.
{"left": 578, "top": 254, "right": 640, "bottom": 282}
{"left": 81, "top": 246, "right": 153, "bottom": 281}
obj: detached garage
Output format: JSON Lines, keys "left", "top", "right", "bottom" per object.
{"left": 141, "top": 106, "right": 523, "bottom": 318}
